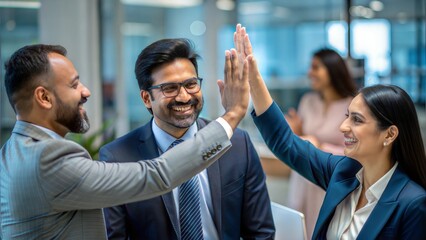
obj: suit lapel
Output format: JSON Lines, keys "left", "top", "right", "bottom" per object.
{"left": 313, "top": 177, "right": 360, "bottom": 238}
{"left": 207, "top": 161, "right": 222, "bottom": 236}
{"left": 198, "top": 119, "right": 223, "bottom": 237}
{"left": 138, "top": 120, "right": 180, "bottom": 238}
{"left": 162, "top": 193, "right": 180, "bottom": 238}
{"left": 357, "top": 167, "right": 407, "bottom": 239}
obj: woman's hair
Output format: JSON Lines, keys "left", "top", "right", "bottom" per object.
{"left": 313, "top": 48, "right": 357, "bottom": 98}
{"left": 360, "top": 84, "right": 426, "bottom": 188}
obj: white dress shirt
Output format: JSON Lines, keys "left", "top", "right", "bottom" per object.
{"left": 152, "top": 119, "right": 225, "bottom": 240}
{"left": 326, "top": 162, "right": 398, "bottom": 240}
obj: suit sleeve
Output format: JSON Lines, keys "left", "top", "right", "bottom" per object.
{"left": 37, "top": 121, "right": 231, "bottom": 210}
{"left": 251, "top": 102, "right": 345, "bottom": 190}
{"left": 240, "top": 131, "right": 275, "bottom": 239}
{"left": 100, "top": 148, "right": 129, "bottom": 240}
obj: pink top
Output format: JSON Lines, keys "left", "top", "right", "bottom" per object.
{"left": 287, "top": 92, "right": 352, "bottom": 239}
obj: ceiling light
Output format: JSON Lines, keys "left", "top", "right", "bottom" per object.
{"left": 350, "top": 5, "right": 375, "bottom": 18}
{"left": 121, "top": 0, "right": 202, "bottom": 8}
{"left": 369, "top": 1, "right": 384, "bottom": 12}
{"left": 239, "top": 1, "right": 271, "bottom": 15}
{"left": 216, "top": 0, "right": 235, "bottom": 11}
{"left": 273, "top": 7, "right": 290, "bottom": 18}
{"left": 121, "top": 22, "right": 152, "bottom": 36}
{"left": 190, "top": 20, "right": 206, "bottom": 36}
{"left": 0, "top": 1, "right": 40, "bottom": 9}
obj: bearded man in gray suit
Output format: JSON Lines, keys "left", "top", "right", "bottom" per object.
{"left": 0, "top": 44, "right": 249, "bottom": 239}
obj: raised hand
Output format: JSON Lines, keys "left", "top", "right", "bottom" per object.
{"left": 217, "top": 49, "right": 249, "bottom": 130}
{"left": 234, "top": 23, "right": 273, "bottom": 115}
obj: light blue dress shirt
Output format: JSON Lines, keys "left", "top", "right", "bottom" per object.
{"left": 152, "top": 120, "right": 219, "bottom": 240}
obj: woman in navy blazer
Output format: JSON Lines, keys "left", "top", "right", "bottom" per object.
{"left": 233, "top": 24, "right": 426, "bottom": 239}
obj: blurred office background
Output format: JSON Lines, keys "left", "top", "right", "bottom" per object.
{"left": 1, "top": 0, "right": 425, "bottom": 204}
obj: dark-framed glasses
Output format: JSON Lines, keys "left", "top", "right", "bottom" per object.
{"left": 148, "top": 77, "right": 203, "bottom": 98}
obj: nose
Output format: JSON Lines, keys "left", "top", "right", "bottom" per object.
{"left": 339, "top": 118, "right": 350, "bottom": 133}
{"left": 81, "top": 84, "right": 91, "bottom": 98}
{"left": 174, "top": 86, "right": 191, "bottom": 102}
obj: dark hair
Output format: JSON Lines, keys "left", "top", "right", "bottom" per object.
{"left": 134, "top": 38, "right": 200, "bottom": 91}
{"left": 313, "top": 48, "right": 357, "bottom": 98}
{"left": 360, "top": 84, "right": 426, "bottom": 188}
{"left": 4, "top": 44, "right": 67, "bottom": 112}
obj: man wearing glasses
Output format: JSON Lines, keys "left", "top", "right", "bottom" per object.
{"left": 100, "top": 38, "right": 275, "bottom": 240}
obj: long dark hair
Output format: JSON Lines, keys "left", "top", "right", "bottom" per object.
{"left": 360, "top": 84, "right": 426, "bottom": 188}
{"left": 313, "top": 48, "right": 357, "bottom": 98}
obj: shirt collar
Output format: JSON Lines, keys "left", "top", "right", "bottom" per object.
{"left": 355, "top": 162, "right": 399, "bottom": 203}
{"left": 151, "top": 119, "right": 198, "bottom": 153}
{"left": 29, "top": 122, "right": 64, "bottom": 139}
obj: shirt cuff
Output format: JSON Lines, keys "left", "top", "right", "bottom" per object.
{"left": 215, "top": 117, "right": 233, "bottom": 139}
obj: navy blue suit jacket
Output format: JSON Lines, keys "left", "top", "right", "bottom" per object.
{"left": 253, "top": 102, "right": 426, "bottom": 240}
{"left": 100, "top": 118, "right": 275, "bottom": 240}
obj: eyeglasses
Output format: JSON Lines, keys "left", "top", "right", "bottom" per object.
{"left": 148, "top": 77, "right": 203, "bottom": 98}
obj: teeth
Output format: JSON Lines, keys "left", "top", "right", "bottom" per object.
{"left": 345, "top": 137, "right": 357, "bottom": 143}
{"left": 172, "top": 106, "right": 191, "bottom": 112}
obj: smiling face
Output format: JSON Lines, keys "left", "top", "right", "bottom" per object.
{"left": 308, "top": 57, "right": 332, "bottom": 92}
{"left": 339, "top": 94, "right": 390, "bottom": 164}
{"left": 141, "top": 58, "right": 203, "bottom": 137}
{"left": 48, "top": 53, "right": 91, "bottom": 134}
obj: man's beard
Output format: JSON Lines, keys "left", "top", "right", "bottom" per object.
{"left": 166, "top": 97, "right": 203, "bottom": 129}
{"left": 55, "top": 94, "right": 90, "bottom": 133}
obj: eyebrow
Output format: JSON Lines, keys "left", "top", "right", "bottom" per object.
{"left": 350, "top": 111, "right": 365, "bottom": 120}
{"left": 70, "top": 75, "right": 80, "bottom": 84}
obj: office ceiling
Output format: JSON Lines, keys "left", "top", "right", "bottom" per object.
{"left": 0, "top": 0, "right": 423, "bottom": 30}
{"left": 237, "top": 0, "right": 423, "bottom": 24}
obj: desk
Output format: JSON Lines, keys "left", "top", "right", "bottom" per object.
{"left": 256, "top": 143, "right": 291, "bottom": 206}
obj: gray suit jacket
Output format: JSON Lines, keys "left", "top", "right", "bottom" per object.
{"left": 0, "top": 120, "right": 231, "bottom": 239}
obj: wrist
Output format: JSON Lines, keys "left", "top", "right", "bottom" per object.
{"left": 221, "top": 111, "right": 243, "bottom": 131}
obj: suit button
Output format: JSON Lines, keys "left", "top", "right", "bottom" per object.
{"left": 207, "top": 152, "right": 212, "bottom": 158}
{"left": 211, "top": 149, "right": 217, "bottom": 154}
{"left": 203, "top": 155, "right": 208, "bottom": 160}
{"left": 217, "top": 145, "right": 222, "bottom": 150}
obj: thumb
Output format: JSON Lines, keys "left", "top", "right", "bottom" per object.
{"left": 247, "top": 54, "right": 257, "bottom": 68}
{"left": 217, "top": 79, "right": 225, "bottom": 97}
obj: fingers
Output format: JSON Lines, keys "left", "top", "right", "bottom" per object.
{"left": 230, "top": 49, "right": 239, "bottom": 83}
{"left": 247, "top": 54, "right": 256, "bottom": 68}
{"left": 234, "top": 24, "right": 243, "bottom": 54}
{"left": 244, "top": 33, "right": 253, "bottom": 55}
{"left": 234, "top": 23, "right": 248, "bottom": 57}
{"left": 241, "top": 57, "right": 249, "bottom": 86}
{"left": 224, "top": 50, "right": 232, "bottom": 84}
{"left": 233, "top": 24, "right": 240, "bottom": 52}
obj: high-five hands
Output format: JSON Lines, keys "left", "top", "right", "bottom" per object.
{"left": 217, "top": 49, "right": 250, "bottom": 130}
{"left": 233, "top": 23, "right": 273, "bottom": 116}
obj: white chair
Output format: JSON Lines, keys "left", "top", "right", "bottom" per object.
{"left": 271, "top": 202, "right": 308, "bottom": 240}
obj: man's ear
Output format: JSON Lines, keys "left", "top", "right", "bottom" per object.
{"left": 141, "top": 90, "right": 152, "bottom": 108}
{"left": 384, "top": 125, "right": 399, "bottom": 146}
{"left": 34, "top": 86, "right": 53, "bottom": 109}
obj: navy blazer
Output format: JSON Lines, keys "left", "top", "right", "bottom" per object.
{"left": 100, "top": 118, "right": 275, "bottom": 240}
{"left": 253, "top": 102, "right": 426, "bottom": 240}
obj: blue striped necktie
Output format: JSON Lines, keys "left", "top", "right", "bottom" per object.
{"left": 167, "top": 139, "right": 203, "bottom": 240}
